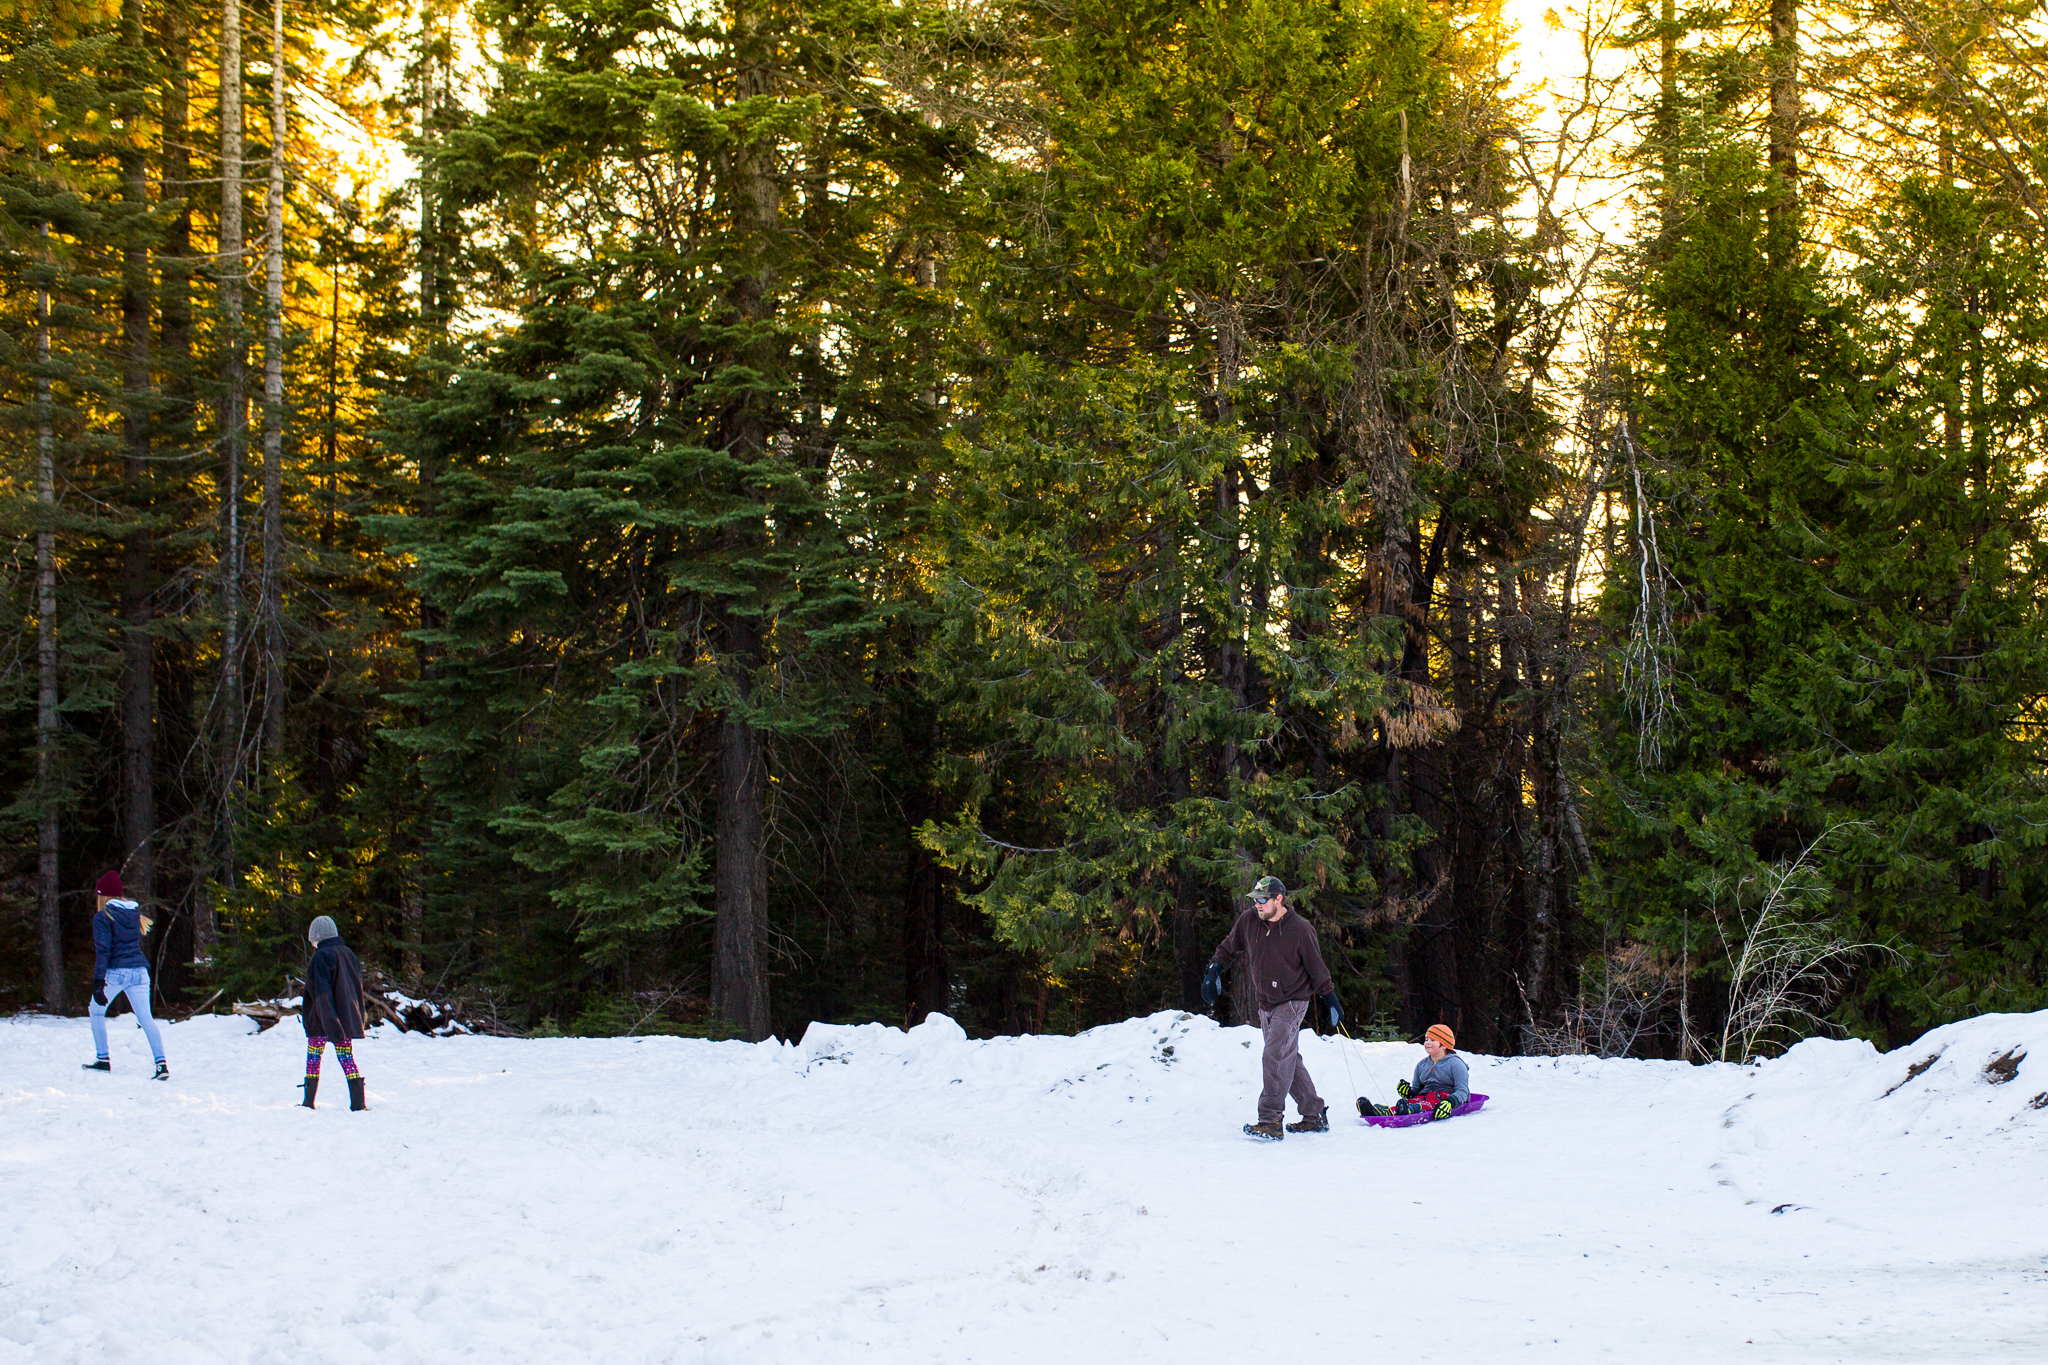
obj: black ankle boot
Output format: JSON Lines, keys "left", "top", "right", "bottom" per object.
{"left": 347, "top": 1077, "right": 367, "bottom": 1112}
{"left": 302, "top": 1076, "right": 318, "bottom": 1109}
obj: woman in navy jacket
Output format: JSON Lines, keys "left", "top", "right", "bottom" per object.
{"left": 301, "top": 916, "right": 368, "bottom": 1111}
{"left": 83, "top": 870, "right": 167, "bottom": 1080}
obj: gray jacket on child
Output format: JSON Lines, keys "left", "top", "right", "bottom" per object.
{"left": 1410, "top": 1052, "right": 1471, "bottom": 1107}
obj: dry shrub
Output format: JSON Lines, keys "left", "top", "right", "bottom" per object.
{"left": 1521, "top": 942, "right": 1680, "bottom": 1058}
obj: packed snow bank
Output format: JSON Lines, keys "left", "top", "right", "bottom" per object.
{"left": 4, "top": 1009, "right": 2045, "bottom": 1363}
{"left": 1712, "top": 1011, "right": 2048, "bottom": 1253}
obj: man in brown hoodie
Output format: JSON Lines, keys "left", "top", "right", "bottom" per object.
{"left": 1202, "top": 875, "right": 1344, "bottom": 1140}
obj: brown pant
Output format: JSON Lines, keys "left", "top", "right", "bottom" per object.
{"left": 1257, "top": 998, "right": 1324, "bottom": 1122}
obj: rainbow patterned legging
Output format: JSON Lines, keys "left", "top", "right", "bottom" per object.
{"left": 305, "top": 1037, "right": 360, "bottom": 1079}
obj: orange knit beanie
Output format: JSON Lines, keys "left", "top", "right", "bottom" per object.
{"left": 1426, "top": 1023, "right": 1456, "bottom": 1051}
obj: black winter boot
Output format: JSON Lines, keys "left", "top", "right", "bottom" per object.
{"left": 82, "top": 1059, "right": 111, "bottom": 1072}
{"left": 1242, "top": 1119, "right": 1284, "bottom": 1141}
{"left": 302, "top": 1077, "right": 318, "bottom": 1109}
{"left": 347, "top": 1077, "right": 367, "bottom": 1112}
{"left": 1357, "top": 1096, "right": 1386, "bottom": 1117}
{"left": 1287, "top": 1109, "right": 1329, "bottom": 1133}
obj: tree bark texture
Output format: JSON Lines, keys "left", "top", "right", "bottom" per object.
{"left": 36, "top": 228, "right": 64, "bottom": 1011}
{"left": 214, "top": 0, "right": 246, "bottom": 931}
{"left": 900, "top": 839, "right": 946, "bottom": 1027}
{"left": 120, "top": 22, "right": 157, "bottom": 907}
{"left": 260, "top": 0, "right": 286, "bottom": 762}
{"left": 1767, "top": 0, "right": 1800, "bottom": 261}
{"left": 900, "top": 705, "right": 947, "bottom": 1026}
{"left": 707, "top": 15, "right": 780, "bottom": 1043}
{"left": 1173, "top": 872, "right": 1204, "bottom": 1014}
{"left": 713, "top": 612, "right": 771, "bottom": 1043}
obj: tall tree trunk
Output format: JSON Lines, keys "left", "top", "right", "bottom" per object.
{"left": 161, "top": 6, "right": 194, "bottom": 374}
{"left": 1766, "top": 0, "right": 1800, "bottom": 264}
{"left": 316, "top": 267, "right": 340, "bottom": 812}
{"left": 399, "top": 887, "right": 423, "bottom": 981}
{"left": 1210, "top": 300, "right": 1251, "bottom": 789}
{"left": 417, "top": 31, "right": 439, "bottom": 336}
{"left": 1173, "top": 863, "right": 1203, "bottom": 1013}
{"left": 120, "top": 0, "right": 157, "bottom": 909}
{"left": 708, "top": 17, "right": 779, "bottom": 1043}
{"left": 159, "top": 3, "right": 196, "bottom": 979}
{"left": 1228, "top": 888, "right": 1257, "bottom": 1025}
{"left": 1499, "top": 569, "right": 1552, "bottom": 1029}
{"left": 1398, "top": 519, "right": 1454, "bottom": 1028}
{"left": 900, "top": 703, "right": 947, "bottom": 1026}
{"left": 1657, "top": 0, "right": 1677, "bottom": 239}
{"left": 36, "top": 226, "right": 64, "bottom": 1012}
{"left": 1157, "top": 509, "right": 1205, "bottom": 1013}
{"left": 713, "top": 613, "right": 770, "bottom": 1041}
{"left": 401, "top": 25, "right": 448, "bottom": 968}
{"left": 900, "top": 819, "right": 946, "bottom": 1026}
{"left": 216, "top": 0, "right": 246, "bottom": 929}
{"left": 260, "top": 0, "right": 286, "bottom": 763}
{"left": 1523, "top": 571, "right": 1567, "bottom": 1011}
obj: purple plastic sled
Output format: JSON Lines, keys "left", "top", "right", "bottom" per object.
{"left": 1359, "top": 1093, "right": 1488, "bottom": 1128}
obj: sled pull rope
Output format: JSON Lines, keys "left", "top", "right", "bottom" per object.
{"left": 1337, "top": 1023, "right": 1390, "bottom": 1104}
{"left": 1332, "top": 1019, "right": 1361, "bottom": 1100}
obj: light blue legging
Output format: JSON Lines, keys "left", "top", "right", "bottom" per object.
{"left": 89, "top": 967, "right": 165, "bottom": 1063}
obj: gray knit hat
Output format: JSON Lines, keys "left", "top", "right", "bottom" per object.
{"left": 307, "top": 915, "right": 339, "bottom": 945}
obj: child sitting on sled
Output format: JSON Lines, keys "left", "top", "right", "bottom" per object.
{"left": 1357, "top": 1024, "right": 1470, "bottom": 1121}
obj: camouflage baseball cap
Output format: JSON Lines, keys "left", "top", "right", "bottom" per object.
{"left": 1249, "top": 875, "right": 1286, "bottom": 900}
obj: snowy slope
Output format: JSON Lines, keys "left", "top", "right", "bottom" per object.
{"left": 3, "top": 1008, "right": 2044, "bottom": 1363}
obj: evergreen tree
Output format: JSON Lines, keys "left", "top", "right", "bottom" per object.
{"left": 382, "top": 0, "right": 967, "bottom": 1037}
{"left": 922, "top": 0, "right": 1556, "bottom": 1032}
{"left": 1594, "top": 119, "right": 2048, "bottom": 1053}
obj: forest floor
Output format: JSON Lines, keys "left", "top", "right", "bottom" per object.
{"left": 4, "top": 1005, "right": 2046, "bottom": 1363}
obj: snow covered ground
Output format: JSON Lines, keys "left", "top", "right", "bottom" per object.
{"left": 5, "top": 1007, "right": 2046, "bottom": 1363}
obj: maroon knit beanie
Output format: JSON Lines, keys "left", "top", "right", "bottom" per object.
{"left": 95, "top": 870, "right": 124, "bottom": 897}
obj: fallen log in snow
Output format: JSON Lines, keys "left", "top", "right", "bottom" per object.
{"left": 230, "top": 969, "right": 512, "bottom": 1037}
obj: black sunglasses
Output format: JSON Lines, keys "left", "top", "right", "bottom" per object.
{"left": 1251, "top": 893, "right": 1276, "bottom": 904}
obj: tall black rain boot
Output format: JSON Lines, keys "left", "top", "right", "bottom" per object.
{"left": 302, "top": 1076, "right": 318, "bottom": 1109}
{"left": 347, "top": 1077, "right": 367, "bottom": 1112}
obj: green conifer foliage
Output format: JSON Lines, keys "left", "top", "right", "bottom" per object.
{"left": 381, "top": 0, "right": 966, "bottom": 1033}
{"left": 923, "top": 0, "right": 1553, "bottom": 1021}
{"left": 1597, "top": 138, "right": 2048, "bottom": 1052}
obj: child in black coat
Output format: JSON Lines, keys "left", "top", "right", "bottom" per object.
{"left": 301, "top": 916, "right": 368, "bottom": 1111}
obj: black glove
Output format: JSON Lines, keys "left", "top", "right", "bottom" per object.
{"left": 1200, "top": 962, "right": 1223, "bottom": 1006}
{"left": 1321, "top": 992, "right": 1344, "bottom": 1029}
{"left": 92, "top": 980, "right": 107, "bottom": 1007}
{"left": 1433, "top": 1097, "right": 1454, "bottom": 1121}
{"left": 1396, "top": 1079, "right": 1413, "bottom": 1098}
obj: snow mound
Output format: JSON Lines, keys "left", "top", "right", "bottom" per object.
{"left": 1710, "top": 1012, "right": 2048, "bottom": 1251}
